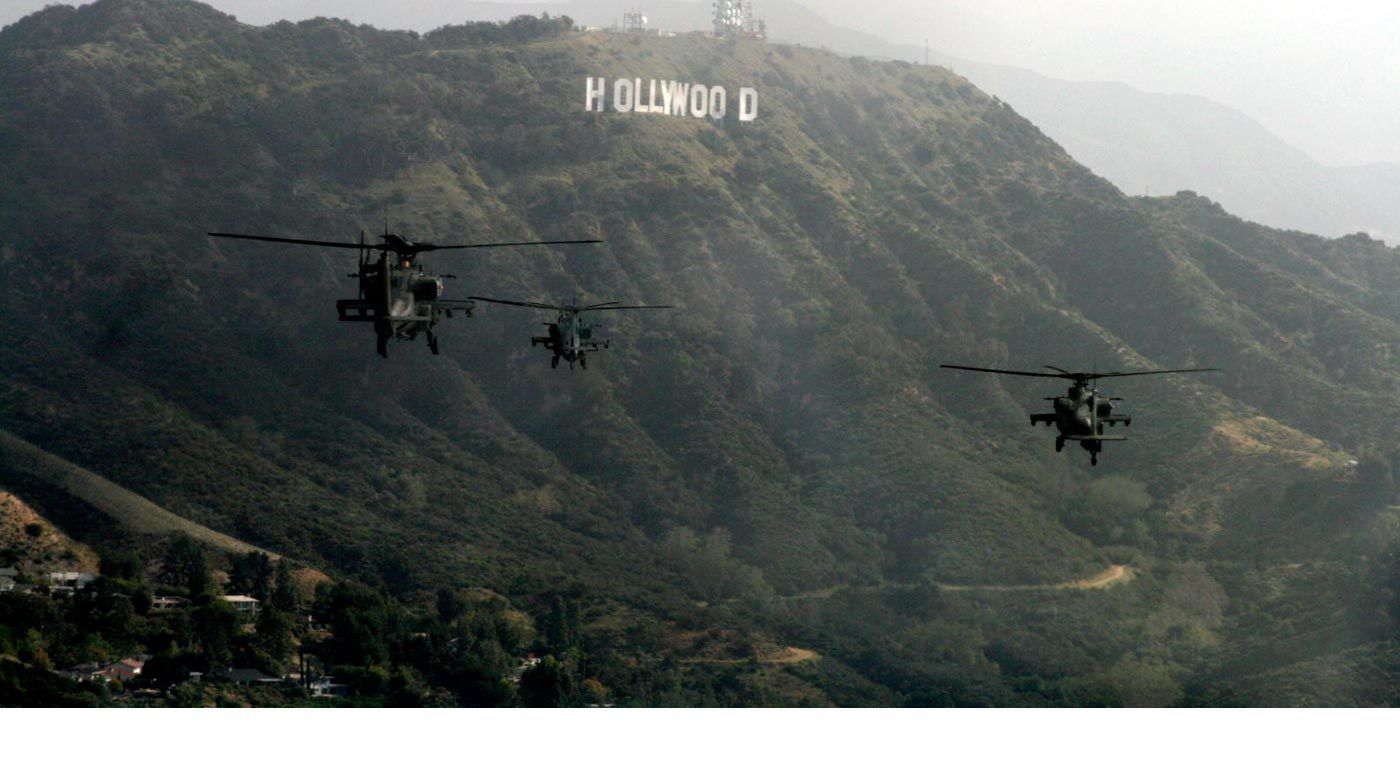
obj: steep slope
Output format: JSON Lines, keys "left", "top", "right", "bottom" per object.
{"left": 0, "top": 429, "right": 274, "bottom": 557}
{"left": 0, "top": 0, "right": 1395, "bottom": 705}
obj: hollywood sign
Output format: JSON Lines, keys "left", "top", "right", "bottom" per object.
{"left": 584, "top": 77, "right": 758, "bottom": 121}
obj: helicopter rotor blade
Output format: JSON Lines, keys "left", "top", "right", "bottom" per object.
{"left": 1044, "top": 365, "right": 1073, "bottom": 375}
{"left": 1086, "top": 368, "right": 1220, "bottom": 380}
{"left": 208, "top": 232, "right": 369, "bottom": 250}
{"left": 582, "top": 304, "right": 674, "bottom": 312}
{"left": 426, "top": 239, "right": 604, "bottom": 251}
{"left": 467, "top": 296, "right": 569, "bottom": 311}
{"left": 940, "top": 364, "right": 1073, "bottom": 379}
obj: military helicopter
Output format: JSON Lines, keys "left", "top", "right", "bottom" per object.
{"left": 468, "top": 296, "right": 673, "bottom": 369}
{"left": 940, "top": 364, "right": 1218, "bottom": 465}
{"left": 208, "top": 228, "right": 601, "bottom": 357}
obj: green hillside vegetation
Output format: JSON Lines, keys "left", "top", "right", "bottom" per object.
{"left": 0, "top": 0, "right": 1395, "bottom": 705}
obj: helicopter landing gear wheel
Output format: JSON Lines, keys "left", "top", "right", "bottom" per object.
{"left": 579, "top": 354, "right": 587, "bottom": 370}
{"left": 1090, "top": 453, "right": 1099, "bottom": 467}
{"left": 551, "top": 355, "right": 560, "bottom": 369}
{"left": 377, "top": 334, "right": 389, "bottom": 359}
{"left": 427, "top": 332, "right": 439, "bottom": 355}
{"left": 1055, "top": 436, "right": 1065, "bottom": 453}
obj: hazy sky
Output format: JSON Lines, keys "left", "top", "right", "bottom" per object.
{"left": 800, "top": 0, "right": 1400, "bottom": 167}
{"left": 3, "top": 0, "right": 1398, "bottom": 166}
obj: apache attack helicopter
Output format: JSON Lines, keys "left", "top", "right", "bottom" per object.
{"left": 468, "top": 297, "right": 673, "bottom": 369}
{"left": 208, "top": 228, "right": 601, "bottom": 358}
{"left": 940, "top": 364, "right": 1218, "bottom": 465}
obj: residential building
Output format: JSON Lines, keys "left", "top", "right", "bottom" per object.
{"left": 150, "top": 595, "right": 190, "bottom": 613}
{"left": 222, "top": 594, "right": 261, "bottom": 617}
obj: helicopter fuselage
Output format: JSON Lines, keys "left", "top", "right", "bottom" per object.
{"left": 1030, "top": 384, "right": 1130, "bottom": 461}
{"left": 337, "top": 253, "right": 473, "bottom": 357}
{"left": 532, "top": 313, "right": 608, "bottom": 368}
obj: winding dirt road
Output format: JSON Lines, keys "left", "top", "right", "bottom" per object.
{"left": 937, "top": 564, "right": 1136, "bottom": 592}
{"left": 779, "top": 564, "right": 1138, "bottom": 602}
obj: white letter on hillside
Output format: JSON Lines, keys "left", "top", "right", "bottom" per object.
{"left": 585, "top": 77, "right": 606, "bottom": 112}
{"left": 690, "top": 84, "right": 709, "bottom": 118}
{"left": 708, "top": 86, "right": 727, "bottom": 120}
{"left": 614, "top": 77, "right": 634, "bottom": 112}
{"left": 660, "top": 80, "right": 675, "bottom": 115}
{"left": 669, "top": 81, "right": 690, "bottom": 116}
{"left": 649, "top": 79, "right": 665, "bottom": 113}
{"left": 738, "top": 87, "right": 758, "bottom": 122}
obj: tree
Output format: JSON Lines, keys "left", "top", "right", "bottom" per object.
{"left": 436, "top": 588, "right": 466, "bottom": 623}
{"left": 192, "top": 601, "right": 238, "bottom": 669}
{"left": 228, "top": 552, "right": 274, "bottom": 602}
{"left": 253, "top": 606, "right": 294, "bottom": 670}
{"left": 542, "top": 594, "right": 579, "bottom": 652}
{"left": 519, "top": 655, "right": 576, "bottom": 707}
{"left": 161, "top": 536, "right": 211, "bottom": 599}
{"left": 99, "top": 550, "right": 144, "bottom": 582}
{"left": 316, "top": 582, "right": 391, "bottom": 668}
{"left": 271, "top": 559, "right": 298, "bottom": 612}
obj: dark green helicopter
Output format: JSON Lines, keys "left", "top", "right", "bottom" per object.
{"left": 208, "top": 229, "right": 601, "bottom": 357}
{"left": 940, "top": 364, "right": 1218, "bottom": 465}
{"left": 469, "top": 297, "right": 673, "bottom": 369}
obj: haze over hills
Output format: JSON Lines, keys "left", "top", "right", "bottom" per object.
{"left": 59, "top": 0, "right": 1400, "bottom": 242}
{"left": 0, "top": 0, "right": 1396, "bottom": 705}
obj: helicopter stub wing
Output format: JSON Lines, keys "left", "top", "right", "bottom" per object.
{"left": 336, "top": 298, "right": 381, "bottom": 322}
{"left": 1061, "top": 435, "right": 1128, "bottom": 441}
{"left": 430, "top": 299, "right": 476, "bottom": 315}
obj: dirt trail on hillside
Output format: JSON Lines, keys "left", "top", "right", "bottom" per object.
{"left": 937, "top": 564, "right": 1136, "bottom": 592}
{"left": 681, "top": 646, "right": 822, "bottom": 666}
{"left": 780, "top": 564, "right": 1137, "bottom": 601}
{"left": 0, "top": 428, "right": 277, "bottom": 558}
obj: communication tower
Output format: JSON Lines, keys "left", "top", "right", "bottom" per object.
{"left": 713, "top": 1, "right": 765, "bottom": 39}
{"left": 622, "top": 10, "right": 648, "bottom": 34}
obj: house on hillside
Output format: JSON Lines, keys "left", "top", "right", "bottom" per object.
{"left": 57, "top": 657, "right": 146, "bottom": 683}
{"left": 150, "top": 595, "right": 189, "bottom": 613}
{"left": 309, "top": 677, "right": 350, "bottom": 698}
{"left": 212, "top": 668, "right": 282, "bottom": 686}
{"left": 46, "top": 571, "right": 97, "bottom": 594}
{"left": 221, "top": 594, "right": 261, "bottom": 618}
{"left": 107, "top": 657, "right": 146, "bottom": 682}
{"left": 511, "top": 653, "right": 542, "bottom": 683}
{"left": 56, "top": 663, "right": 105, "bottom": 682}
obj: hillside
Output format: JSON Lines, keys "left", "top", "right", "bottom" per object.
{"left": 215, "top": 0, "right": 1400, "bottom": 242}
{"left": 0, "top": 0, "right": 1396, "bottom": 706}
{"left": 0, "top": 429, "right": 276, "bottom": 557}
